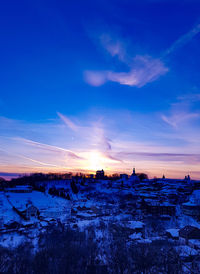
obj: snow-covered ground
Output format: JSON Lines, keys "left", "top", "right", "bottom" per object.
{"left": 0, "top": 177, "right": 200, "bottom": 264}
{"left": 0, "top": 192, "right": 21, "bottom": 227}
{"left": 0, "top": 191, "right": 73, "bottom": 247}
{"left": 6, "top": 191, "right": 71, "bottom": 220}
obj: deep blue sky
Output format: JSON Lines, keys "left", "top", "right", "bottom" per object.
{"left": 1, "top": 0, "right": 200, "bottom": 178}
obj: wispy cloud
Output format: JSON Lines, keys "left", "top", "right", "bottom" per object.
{"left": 116, "top": 151, "right": 200, "bottom": 165}
{"left": 85, "top": 55, "right": 168, "bottom": 87}
{"left": 99, "top": 33, "right": 126, "bottom": 61}
{"left": 57, "top": 112, "right": 79, "bottom": 132}
{"left": 0, "top": 147, "right": 61, "bottom": 168}
{"left": 13, "top": 137, "right": 83, "bottom": 160}
{"left": 164, "top": 23, "right": 200, "bottom": 56}
{"left": 161, "top": 112, "right": 200, "bottom": 128}
{"left": 1, "top": 110, "right": 200, "bottom": 178}
{"left": 58, "top": 112, "right": 121, "bottom": 162}
{"left": 85, "top": 30, "right": 169, "bottom": 88}
{"left": 84, "top": 71, "right": 107, "bottom": 87}
{"left": 161, "top": 96, "right": 200, "bottom": 128}
{"left": 107, "top": 56, "right": 168, "bottom": 87}
{"left": 85, "top": 22, "right": 200, "bottom": 88}
{"left": 92, "top": 125, "right": 122, "bottom": 162}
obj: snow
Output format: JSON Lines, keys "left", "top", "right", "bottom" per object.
{"left": 95, "top": 230, "right": 104, "bottom": 239}
{"left": 0, "top": 192, "right": 21, "bottom": 227}
{"left": 129, "top": 233, "right": 142, "bottom": 240}
{"left": 0, "top": 233, "right": 26, "bottom": 248}
{"left": 190, "top": 190, "right": 200, "bottom": 204}
{"left": 75, "top": 219, "right": 100, "bottom": 231}
{"left": 188, "top": 239, "right": 200, "bottom": 249}
{"left": 126, "top": 221, "right": 144, "bottom": 229}
{"left": 6, "top": 191, "right": 71, "bottom": 220}
{"left": 1, "top": 176, "right": 200, "bottom": 256}
{"left": 182, "top": 202, "right": 196, "bottom": 207}
{"left": 178, "top": 215, "right": 200, "bottom": 229}
{"left": 137, "top": 239, "right": 152, "bottom": 244}
{"left": 40, "top": 221, "right": 49, "bottom": 227}
{"left": 166, "top": 228, "right": 179, "bottom": 238}
{"left": 175, "top": 245, "right": 198, "bottom": 257}
{"left": 77, "top": 212, "right": 96, "bottom": 218}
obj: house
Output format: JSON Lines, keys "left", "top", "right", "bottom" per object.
{"left": 5, "top": 185, "right": 32, "bottom": 193}
{"left": 182, "top": 202, "right": 200, "bottom": 217}
{"left": 179, "top": 226, "right": 200, "bottom": 244}
{"left": 120, "top": 174, "right": 128, "bottom": 180}
{"left": 184, "top": 175, "right": 191, "bottom": 182}
{"left": 4, "top": 221, "right": 21, "bottom": 230}
{"left": 22, "top": 203, "right": 39, "bottom": 220}
{"left": 129, "top": 168, "right": 140, "bottom": 183}
{"left": 145, "top": 201, "right": 176, "bottom": 216}
{"left": 166, "top": 229, "right": 179, "bottom": 240}
{"left": 96, "top": 169, "right": 105, "bottom": 179}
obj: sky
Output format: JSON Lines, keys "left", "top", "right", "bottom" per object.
{"left": 1, "top": 0, "right": 200, "bottom": 179}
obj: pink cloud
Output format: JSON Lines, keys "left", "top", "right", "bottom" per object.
{"left": 99, "top": 33, "right": 126, "bottom": 61}
{"left": 161, "top": 112, "right": 200, "bottom": 128}
{"left": 161, "top": 98, "right": 200, "bottom": 128}
{"left": 58, "top": 112, "right": 79, "bottom": 132}
{"left": 85, "top": 55, "right": 168, "bottom": 87}
{"left": 164, "top": 23, "right": 200, "bottom": 56}
{"left": 84, "top": 71, "right": 107, "bottom": 87}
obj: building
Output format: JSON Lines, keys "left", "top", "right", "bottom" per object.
{"left": 96, "top": 169, "right": 105, "bottom": 179}
{"left": 23, "top": 203, "right": 39, "bottom": 220}
{"left": 166, "top": 229, "right": 179, "bottom": 240}
{"left": 5, "top": 185, "right": 32, "bottom": 193}
{"left": 182, "top": 202, "right": 200, "bottom": 217}
{"left": 144, "top": 201, "right": 176, "bottom": 216}
{"left": 129, "top": 168, "right": 140, "bottom": 183}
{"left": 184, "top": 175, "right": 191, "bottom": 182}
{"left": 179, "top": 226, "right": 200, "bottom": 242}
{"left": 120, "top": 174, "right": 128, "bottom": 180}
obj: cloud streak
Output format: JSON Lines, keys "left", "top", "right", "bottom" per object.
{"left": 1, "top": 109, "right": 200, "bottom": 179}
{"left": 57, "top": 112, "right": 79, "bottom": 132}
{"left": 116, "top": 151, "right": 200, "bottom": 164}
{"left": 161, "top": 96, "right": 200, "bottom": 128}
{"left": 161, "top": 112, "right": 200, "bottom": 128}
{"left": 0, "top": 147, "right": 60, "bottom": 168}
{"left": 85, "top": 22, "right": 200, "bottom": 88}
{"left": 13, "top": 137, "right": 83, "bottom": 160}
{"left": 164, "top": 23, "right": 200, "bottom": 56}
{"left": 100, "top": 33, "right": 126, "bottom": 61}
{"left": 58, "top": 112, "right": 122, "bottom": 163}
{"left": 85, "top": 55, "right": 168, "bottom": 87}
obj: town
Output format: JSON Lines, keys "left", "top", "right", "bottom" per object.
{"left": 0, "top": 168, "right": 200, "bottom": 273}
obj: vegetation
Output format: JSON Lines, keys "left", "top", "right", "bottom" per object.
{"left": 0, "top": 225, "right": 187, "bottom": 274}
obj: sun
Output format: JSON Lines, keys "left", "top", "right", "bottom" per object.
{"left": 88, "top": 151, "right": 104, "bottom": 171}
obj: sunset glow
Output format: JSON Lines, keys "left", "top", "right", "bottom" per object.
{"left": 0, "top": 1, "right": 200, "bottom": 180}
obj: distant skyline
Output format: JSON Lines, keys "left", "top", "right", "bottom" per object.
{"left": 1, "top": 0, "right": 200, "bottom": 180}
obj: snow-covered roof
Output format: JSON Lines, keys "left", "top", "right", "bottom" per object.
{"left": 166, "top": 228, "right": 179, "bottom": 238}
{"left": 129, "top": 232, "right": 142, "bottom": 240}
{"left": 175, "top": 245, "right": 198, "bottom": 257}
{"left": 126, "top": 221, "right": 144, "bottom": 229}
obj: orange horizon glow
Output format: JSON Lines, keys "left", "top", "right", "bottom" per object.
{"left": 1, "top": 111, "right": 200, "bottom": 181}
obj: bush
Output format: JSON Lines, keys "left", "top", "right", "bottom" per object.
{"left": 0, "top": 226, "right": 184, "bottom": 274}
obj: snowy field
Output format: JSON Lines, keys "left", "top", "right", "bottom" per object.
{"left": 0, "top": 177, "right": 200, "bottom": 273}
{"left": 1, "top": 191, "right": 71, "bottom": 222}
{"left": 0, "top": 192, "right": 21, "bottom": 228}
